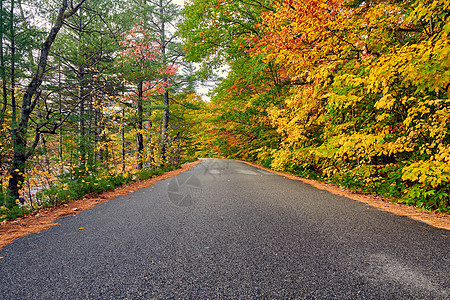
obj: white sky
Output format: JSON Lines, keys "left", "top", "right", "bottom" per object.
{"left": 173, "top": 0, "right": 185, "bottom": 7}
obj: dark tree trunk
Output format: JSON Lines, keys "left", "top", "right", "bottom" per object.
{"left": 58, "top": 52, "right": 63, "bottom": 172}
{"left": 159, "top": 0, "right": 169, "bottom": 163}
{"left": 7, "top": 131, "right": 26, "bottom": 206}
{"left": 121, "top": 105, "right": 125, "bottom": 172}
{"left": 10, "top": 0, "right": 16, "bottom": 124}
{"left": 78, "top": 74, "right": 85, "bottom": 164}
{"left": 94, "top": 99, "right": 101, "bottom": 163}
{"left": 137, "top": 81, "right": 144, "bottom": 170}
{"left": 160, "top": 89, "right": 169, "bottom": 161}
{"left": 0, "top": 0, "right": 7, "bottom": 125}
{"left": 77, "top": 8, "right": 86, "bottom": 166}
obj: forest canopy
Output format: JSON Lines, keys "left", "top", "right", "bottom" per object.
{"left": 0, "top": 0, "right": 203, "bottom": 220}
{"left": 180, "top": 0, "right": 450, "bottom": 212}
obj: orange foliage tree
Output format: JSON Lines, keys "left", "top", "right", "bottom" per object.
{"left": 182, "top": 0, "right": 450, "bottom": 211}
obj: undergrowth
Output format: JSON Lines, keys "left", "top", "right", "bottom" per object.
{"left": 278, "top": 161, "right": 449, "bottom": 213}
{"left": 0, "top": 163, "right": 183, "bottom": 222}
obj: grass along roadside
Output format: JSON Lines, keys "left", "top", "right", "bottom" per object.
{"left": 0, "top": 160, "right": 201, "bottom": 250}
{"left": 1, "top": 162, "right": 194, "bottom": 222}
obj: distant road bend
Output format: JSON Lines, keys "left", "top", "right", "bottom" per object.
{"left": 0, "top": 159, "right": 449, "bottom": 299}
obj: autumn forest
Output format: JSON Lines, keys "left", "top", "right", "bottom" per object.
{"left": 0, "top": 0, "right": 449, "bottom": 221}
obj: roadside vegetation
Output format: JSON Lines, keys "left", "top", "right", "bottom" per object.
{"left": 0, "top": 0, "right": 203, "bottom": 221}
{"left": 1, "top": 0, "right": 449, "bottom": 221}
{"left": 180, "top": 0, "right": 450, "bottom": 213}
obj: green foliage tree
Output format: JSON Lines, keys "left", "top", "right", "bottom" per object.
{"left": 6, "top": 0, "right": 87, "bottom": 206}
{"left": 123, "top": 0, "right": 184, "bottom": 163}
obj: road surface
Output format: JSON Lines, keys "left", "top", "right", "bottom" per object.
{"left": 0, "top": 159, "right": 449, "bottom": 299}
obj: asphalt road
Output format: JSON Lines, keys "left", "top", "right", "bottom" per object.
{"left": 1, "top": 159, "right": 449, "bottom": 299}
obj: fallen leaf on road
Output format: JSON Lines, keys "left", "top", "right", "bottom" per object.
{"left": 78, "top": 227, "right": 85, "bottom": 230}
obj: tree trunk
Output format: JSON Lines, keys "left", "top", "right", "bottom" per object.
{"left": 137, "top": 81, "right": 144, "bottom": 170}
{"left": 0, "top": 0, "right": 7, "bottom": 125}
{"left": 159, "top": 0, "right": 169, "bottom": 163}
{"left": 78, "top": 74, "right": 85, "bottom": 164}
{"left": 77, "top": 9, "right": 86, "bottom": 166}
{"left": 95, "top": 100, "right": 104, "bottom": 163}
{"left": 58, "top": 51, "right": 63, "bottom": 172}
{"left": 160, "top": 90, "right": 169, "bottom": 162}
{"left": 7, "top": 130, "right": 26, "bottom": 205}
{"left": 10, "top": 0, "right": 16, "bottom": 124}
{"left": 122, "top": 105, "right": 125, "bottom": 172}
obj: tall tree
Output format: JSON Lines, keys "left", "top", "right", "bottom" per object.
{"left": 129, "top": 0, "right": 182, "bottom": 163}
{"left": 119, "top": 25, "right": 172, "bottom": 169}
{"left": 7, "top": 0, "right": 86, "bottom": 204}
{"left": 50, "top": 0, "right": 126, "bottom": 168}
